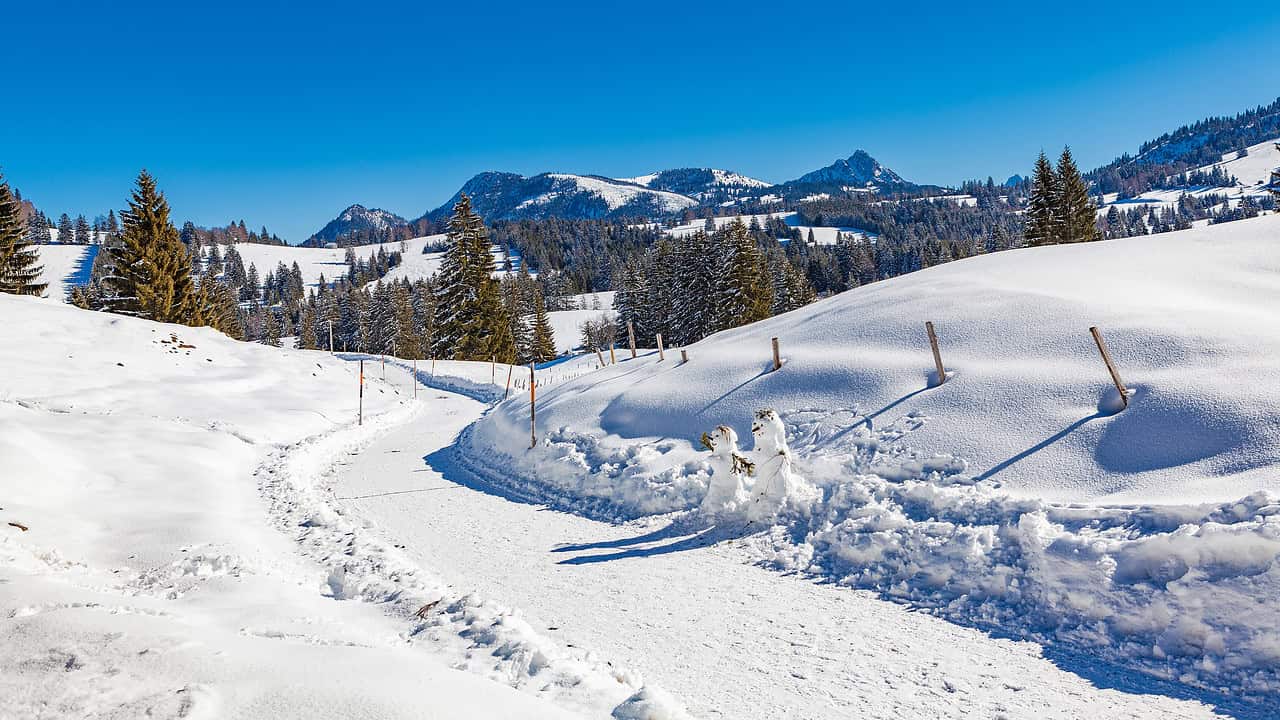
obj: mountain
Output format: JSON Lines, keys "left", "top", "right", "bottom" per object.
{"left": 303, "top": 204, "right": 407, "bottom": 247}
{"left": 787, "top": 150, "right": 914, "bottom": 192}
{"left": 420, "top": 171, "right": 699, "bottom": 223}
{"left": 1088, "top": 96, "right": 1280, "bottom": 196}
{"left": 620, "top": 168, "right": 772, "bottom": 204}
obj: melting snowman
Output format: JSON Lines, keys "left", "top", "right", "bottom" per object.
{"left": 745, "top": 409, "right": 817, "bottom": 523}
{"left": 699, "top": 425, "right": 752, "bottom": 516}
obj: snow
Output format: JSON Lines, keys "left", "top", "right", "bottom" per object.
{"left": 547, "top": 292, "right": 617, "bottom": 354}
{"left": 225, "top": 235, "right": 444, "bottom": 290}
{"left": 544, "top": 174, "right": 697, "bottom": 214}
{"left": 662, "top": 211, "right": 875, "bottom": 246}
{"left": 0, "top": 296, "right": 664, "bottom": 719}
{"left": 33, "top": 243, "right": 97, "bottom": 300}
{"left": 1097, "top": 137, "right": 1279, "bottom": 217}
{"left": 332, "top": 363, "right": 1247, "bottom": 719}
{"left": 461, "top": 213, "right": 1280, "bottom": 702}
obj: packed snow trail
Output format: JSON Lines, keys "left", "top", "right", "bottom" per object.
{"left": 329, "top": 383, "right": 1247, "bottom": 720}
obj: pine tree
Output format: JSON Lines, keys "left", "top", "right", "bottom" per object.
{"left": 25, "top": 212, "right": 51, "bottom": 246}
{"left": 74, "top": 215, "right": 92, "bottom": 244}
{"left": 1024, "top": 152, "right": 1059, "bottom": 246}
{"left": 0, "top": 173, "right": 47, "bottom": 296}
{"left": 56, "top": 213, "right": 74, "bottom": 244}
{"left": 101, "top": 171, "right": 199, "bottom": 323}
{"left": 431, "top": 194, "right": 512, "bottom": 361}
{"left": 713, "top": 221, "right": 772, "bottom": 332}
{"left": 261, "top": 306, "right": 282, "bottom": 347}
{"left": 1055, "top": 147, "right": 1101, "bottom": 243}
{"left": 529, "top": 287, "right": 557, "bottom": 362}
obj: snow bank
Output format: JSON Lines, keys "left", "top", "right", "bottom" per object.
{"left": 460, "top": 214, "right": 1280, "bottom": 699}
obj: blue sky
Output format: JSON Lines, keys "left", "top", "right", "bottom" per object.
{"left": 4, "top": 1, "right": 1279, "bottom": 242}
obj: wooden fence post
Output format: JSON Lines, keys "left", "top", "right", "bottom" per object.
{"left": 925, "top": 321, "right": 946, "bottom": 386}
{"left": 771, "top": 337, "right": 781, "bottom": 371}
{"left": 381, "top": 353, "right": 386, "bottom": 379}
{"left": 328, "top": 320, "right": 334, "bottom": 354}
{"left": 1089, "top": 326, "right": 1129, "bottom": 409}
{"left": 358, "top": 359, "right": 364, "bottom": 425}
{"left": 504, "top": 363, "right": 513, "bottom": 400}
{"left": 491, "top": 355, "right": 496, "bottom": 385}
{"left": 594, "top": 347, "right": 606, "bottom": 369}
{"left": 680, "top": 349, "right": 688, "bottom": 364}
{"left": 627, "top": 321, "right": 637, "bottom": 359}
{"left": 430, "top": 357, "right": 436, "bottom": 379}
{"left": 529, "top": 361, "right": 537, "bottom": 448}
{"left": 609, "top": 344, "right": 617, "bottom": 365}
{"left": 656, "top": 333, "right": 665, "bottom": 361}
{"left": 413, "top": 358, "right": 417, "bottom": 399}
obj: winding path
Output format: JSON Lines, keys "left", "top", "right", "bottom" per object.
{"left": 328, "top": 374, "right": 1241, "bottom": 719}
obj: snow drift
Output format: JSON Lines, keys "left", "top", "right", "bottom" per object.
{"left": 459, "top": 213, "right": 1280, "bottom": 699}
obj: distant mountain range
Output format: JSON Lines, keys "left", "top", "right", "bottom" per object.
{"left": 309, "top": 149, "right": 932, "bottom": 242}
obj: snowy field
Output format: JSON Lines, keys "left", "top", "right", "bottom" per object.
{"left": 32, "top": 243, "right": 96, "bottom": 300}
{"left": 547, "top": 291, "right": 617, "bottom": 354}
{"left": 465, "top": 213, "right": 1280, "bottom": 703}
{"left": 660, "top": 211, "right": 876, "bottom": 246}
{"left": 0, "top": 297, "right": 677, "bottom": 719}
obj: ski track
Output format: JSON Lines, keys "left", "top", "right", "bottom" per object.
{"left": 327, "top": 368, "right": 1247, "bottom": 720}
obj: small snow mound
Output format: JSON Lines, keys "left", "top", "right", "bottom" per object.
{"left": 611, "top": 686, "right": 695, "bottom": 720}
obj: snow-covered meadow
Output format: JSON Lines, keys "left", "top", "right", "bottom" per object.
{"left": 0, "top": 296, "right": 684, "bottom": 719}
{"left": 461, "top": 213, "right": 1280, "bottom": 700}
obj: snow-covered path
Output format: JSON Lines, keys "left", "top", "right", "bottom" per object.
{"left": 329, "top": 377, "right": 1244, "bottom": 720}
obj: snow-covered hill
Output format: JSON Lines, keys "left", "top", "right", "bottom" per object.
{"left": 465, "top": 213, "right": 1280, "bottom": 701}
{"left": 1098, "top": 137, "right": 1280, "bottom": 216}
{"left": 0, "top": 296, "right": 687, "bottom": 719}
{"left": 421, "top": 171, "right": 698, "bottom": 222}
{"left": 32, "top": 243, "right": 97, "bottom": 300}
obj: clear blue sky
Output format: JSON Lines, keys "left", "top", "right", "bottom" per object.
{"left": 4, "top": 1, "right": 1278, "bottom": 242}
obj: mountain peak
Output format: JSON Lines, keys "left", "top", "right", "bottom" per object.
{"left": 789, "top": 149, "right": 911, "bottom": 191}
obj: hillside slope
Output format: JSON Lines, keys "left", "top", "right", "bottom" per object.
{"left": 0, "top": 297, "right": 672, "bottom": 719}
{"left": 463, "top": 214, "right": 1280, "bottom": 699}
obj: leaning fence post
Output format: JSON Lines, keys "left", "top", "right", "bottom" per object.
{"left": 627, "top": 321, "right": 638, "bottom": 359}
{"left": 1090, "top": 326, "right": 1129, "bottom": 409}
{"left": 595, "top": 346, "right": 606, "bottom": 369}
{"left": 680, "top": 349, "right": 688, "bottom": 364}
{"left": 358, "top": 359, "right": 364, "bottom": 425}
{"left": 771, "top": 337, "right": 782, "bottom": 371}
{"left": 609, "top": 344, "right": 617, "bottom": 365}
{"left": 925, "top": 321, "right": 946, "bottom": 386}
{"left": 529, "top": 361, "right": 537, "bottom": 448}
{"left": 656, "top": 333, "right": 665, "bottom": 361}
{"left": 504, "top": 363, "right": 513, "bottom": 400}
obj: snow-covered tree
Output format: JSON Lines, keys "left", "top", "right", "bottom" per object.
{"left": 0, "top": 173, "right": 46, "bottom": 296}
{"left": 1024, "top": 152, "right": 1058, "bottom": 246}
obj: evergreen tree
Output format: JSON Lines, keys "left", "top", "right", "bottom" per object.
{"left": 1056, "top": 147, "right": 1101, "bottom": 243}
{"left": 102, "top": 171, "right": 199, "bottom": 323}
{"left": 74, "top": 215, "right": 92, "bottom": 244}
{"left": 529, "top": 287, "right": 557, "bottom": 362}
{"left": 713, "top": 221, "right": 772, "bottom": 332}
{"left": 1024, "top": 152, "right": 1059, "bottom": 246}
{"left": 0, "top": 173, "right": 47, "bottom": 296}
{"left": 56, "top": 213, "right": 74, "bottom": 244}
{"left": 25, "top": 212, "right": 52, "bottom": 245}
{"left": 432, "top": 194, "right": 512, "bottom": 361}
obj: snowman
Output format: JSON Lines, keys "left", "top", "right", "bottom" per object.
{"left": 699, "top": 425, "right": 752, "bottom": 516}
{"left": 745, "top": 409, "right": 816, "bottom": 523}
